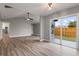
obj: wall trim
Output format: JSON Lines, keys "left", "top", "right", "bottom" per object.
{"left": 10, "top": 34, "right": 32, "bottom": 38}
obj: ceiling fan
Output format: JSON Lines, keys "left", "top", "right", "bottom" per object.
{"left": 24, "top": 12, "right": 33, "bottom": 21}
{"left": 3, "top": 3, "right": 53, "bottom": 21}
{"left": 4, "top": 5, "right": 13, "bottom": 8}
{"left": 24, "top": 3, "right": 52, "bottom": 21}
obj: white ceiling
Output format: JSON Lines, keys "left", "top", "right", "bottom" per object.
{"left": 0, "top": 3, "right": 79, "bottom": 23}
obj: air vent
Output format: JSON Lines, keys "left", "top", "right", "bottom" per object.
{"left": 4, "top": 5, "right": 13, "bottom": 8}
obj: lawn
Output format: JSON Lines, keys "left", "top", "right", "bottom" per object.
{"left": 55, "top": 36, "right": 76, "bottom": 42}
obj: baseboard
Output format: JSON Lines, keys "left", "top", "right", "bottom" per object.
{"left": 32, "top": 34, "right": 40, "bottom": 36}
{"left": 40, "top": 39, "right": 50, "bottom": 42}
{"left": 9, "top": 35, "right": 49, "bottom": 42}
{"left": 10, "top": 35, "right": 32, "bottom": 38}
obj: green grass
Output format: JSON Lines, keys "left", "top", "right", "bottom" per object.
{"left": 55, "top": 36, "right": 76, "bottom": 42}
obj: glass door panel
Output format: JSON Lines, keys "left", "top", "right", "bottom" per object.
{"left": 54, "top": 19, "right": 61, "bottom": 44}
{"left": 61, "top": 16, "right": 77, "bottom": 48}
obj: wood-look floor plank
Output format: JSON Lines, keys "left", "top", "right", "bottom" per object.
{"left": 18, "top": 39, "right": 43, "bottom": 56}
{"left": 14, "top": 39, "right": 35, "bottom": 56}
{"left": 11, "top": 39, "right": 25, "bottom": 56}
{"left": 0, "top": 36, "right": 79, "bottom": 56}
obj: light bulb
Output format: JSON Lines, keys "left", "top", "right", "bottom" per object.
{"left": 27, "top": 18, "right": 30, "bottom": 20}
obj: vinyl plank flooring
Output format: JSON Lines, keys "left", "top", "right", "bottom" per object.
{"left": 0, "top": 36, "right": 79, "bottom": 56}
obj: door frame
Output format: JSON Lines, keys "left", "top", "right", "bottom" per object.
{"left": 49, "top": 13, "right": 79, "bottom": 49}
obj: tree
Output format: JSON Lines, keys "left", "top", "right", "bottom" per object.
{"left": 68, "top": 21, "right": 76, "bottom": 27}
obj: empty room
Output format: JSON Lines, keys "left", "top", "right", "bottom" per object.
{"left": 0, "top": 3, "right": 79, "bottom": 56}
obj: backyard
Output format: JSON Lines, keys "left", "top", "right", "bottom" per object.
{"left": 51, "top": 21, "right": 76, "bottom": 42}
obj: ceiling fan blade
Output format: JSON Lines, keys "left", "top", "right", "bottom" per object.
{"left": 4, "top": 5, "right": 13, "bottom": 8}
{"left": 29, "top": 18, "right": 33, "bottom": 20}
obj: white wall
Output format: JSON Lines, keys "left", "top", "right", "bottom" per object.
{"left": 0, "top": 21, "right": 2, "bottom": 29}
{"left": 40, "top": 16, "right": 45, "bottom": 40}
{"left": 43, "top": 17, "right": 50, "bottom": 40}
{"left": 2, "top": 18, "right": 33, "bottom": 37}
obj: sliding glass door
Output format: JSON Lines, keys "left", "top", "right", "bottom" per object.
{"left": 61, "top": 16, "right": 77, "bottom": 48}
{"left": 50, "top": 15, "right": 77, "bottom": 48}
{"left": 50, "top": 19, "right": 61, "bottom": 44}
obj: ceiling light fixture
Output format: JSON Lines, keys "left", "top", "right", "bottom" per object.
{"left": 25, "top": 12, "right": 33, "bottom": 21}
{"left": 48, "top": 3, "right": 53, "bottom": 8}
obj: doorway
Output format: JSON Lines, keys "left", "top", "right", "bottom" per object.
{"left": 0, "top": 21, "right": 10, "bottom": 40}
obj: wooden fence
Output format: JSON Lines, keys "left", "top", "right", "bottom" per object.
{"left": 53, "top": 27, "right": 76, "bottom": 37}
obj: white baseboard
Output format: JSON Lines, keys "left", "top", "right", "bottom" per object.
{"left": 40, "top": 39, "right": 49, "bottom": 42}
{"left": 10, "top": 35, "right": 32, "bottom": 38}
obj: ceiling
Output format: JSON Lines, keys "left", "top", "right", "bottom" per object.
{"left": 0, "top": 3, "right": 79, "bottom": 23}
